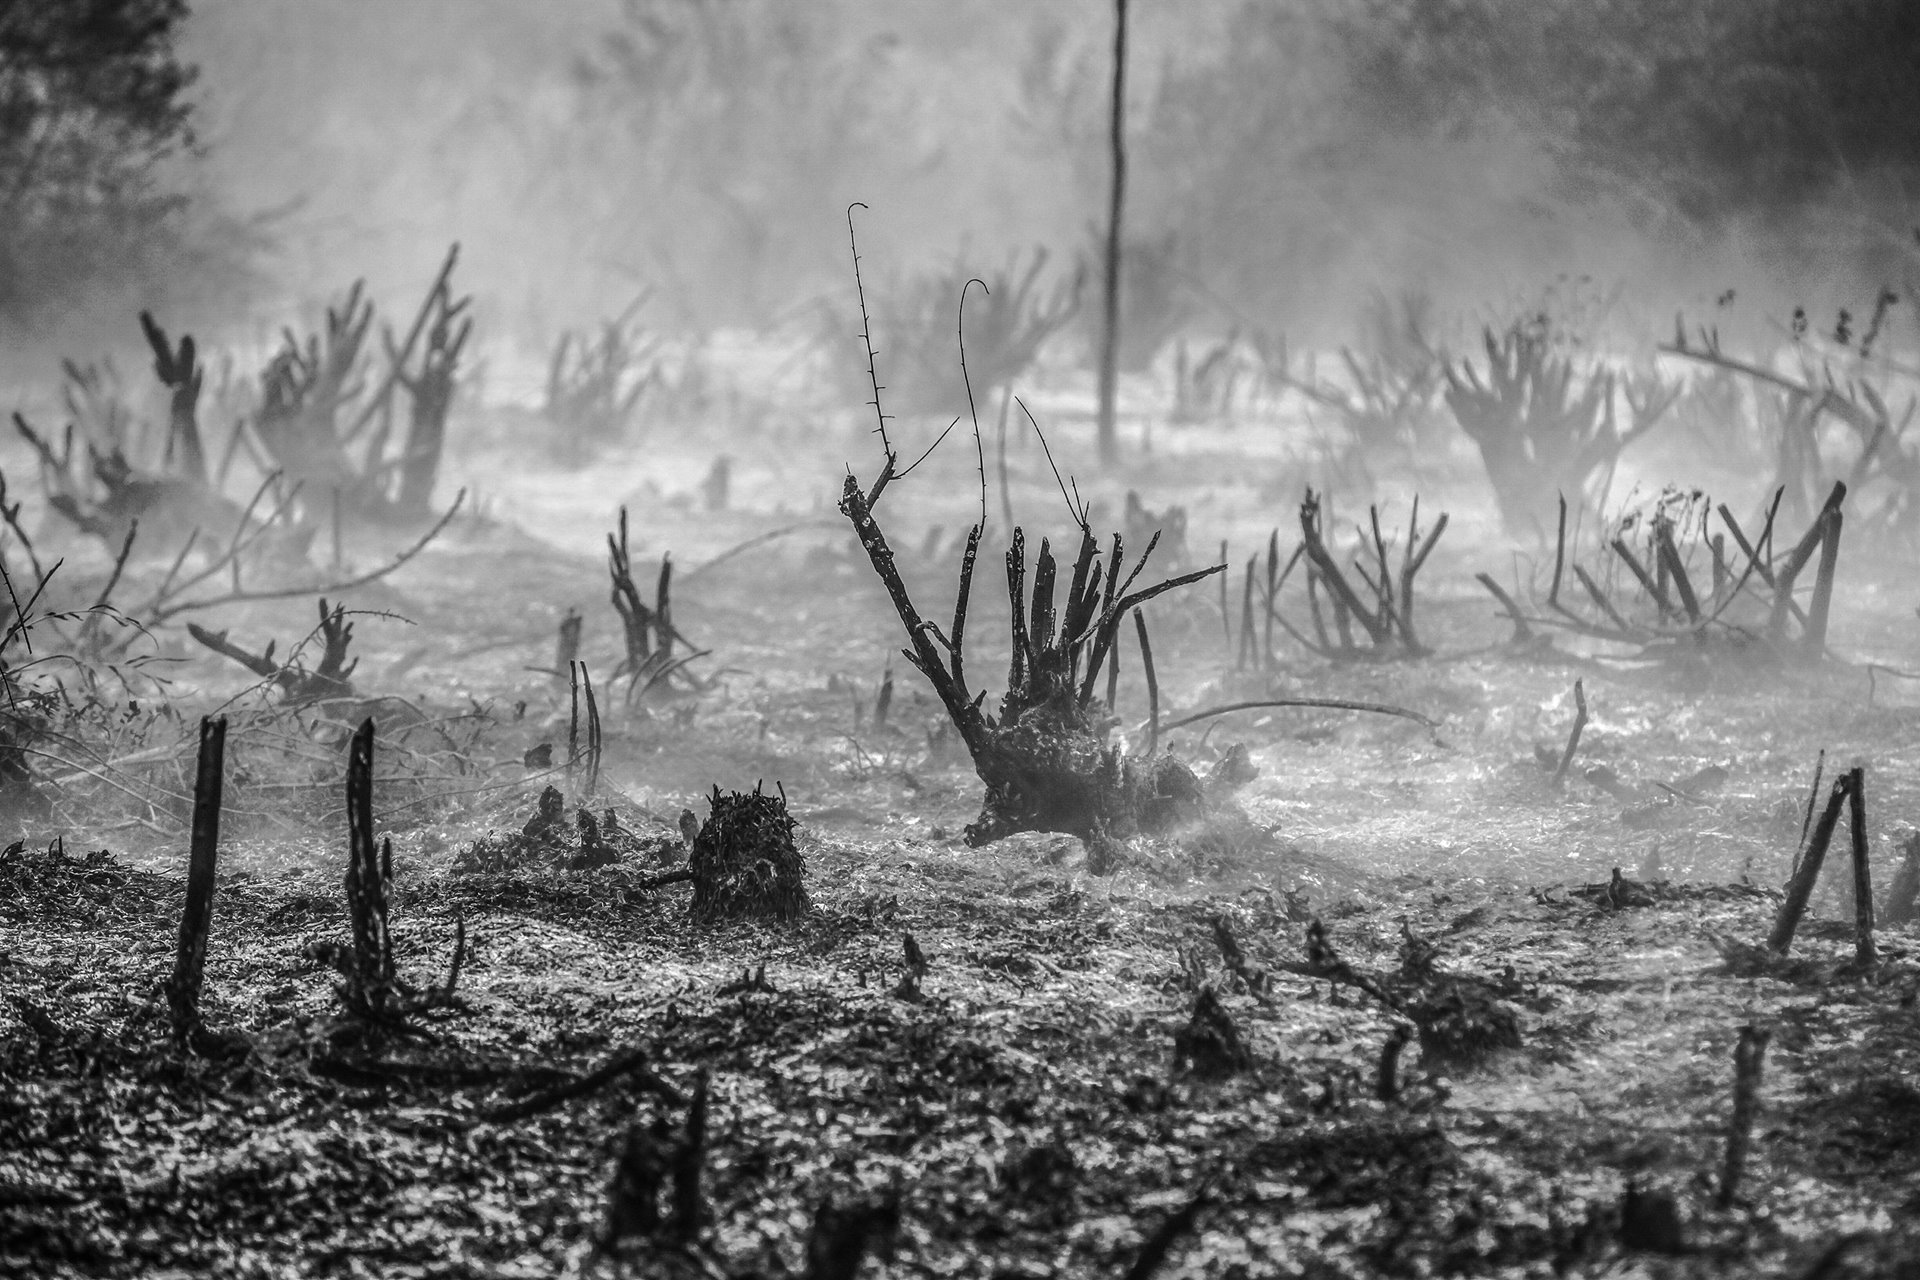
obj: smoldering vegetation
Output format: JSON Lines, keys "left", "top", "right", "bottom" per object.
{"left": 4, "top": 3, "right": 1920, "bottom": 1278}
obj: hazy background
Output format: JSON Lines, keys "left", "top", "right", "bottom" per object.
{"left": 7, "top": 0, "right": 1919, "bottom": 363}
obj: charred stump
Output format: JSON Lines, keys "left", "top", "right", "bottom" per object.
{"left": 332, "top": 718, "right": 466, "bottom": 1029}
{"left": 688, "top": 784, "right": 808, "bottom": 920}
{"left": 803, "top": 1193, "right": 901, "bottom": 1280}
{"left": 598, "top": 1072, "right": 710, "bottom": 1254}
{"left": 343, "top": 718, "right": 396, "bottom": 1020}
{"left": 838, "top": 472, "right": 1224, "bottom": 864}
{"left": 140, "top": 311, "right": 207, "bottom": 483}
{"left": 389, "top": 264, "right": 472, "bottom": 516}
{"left": 1173, "top": 986, "right": 1252, "bottom": 1078}
{"left": 608, "top": 508, "right": 705, "bottom": 701}
{"left": 1883, "top": 831, "right": 1920, "bottom": 926}
{"left": 189, "top": 597, "right": 357, "bottom": 701}
{"left": 166, "top": 716, "right": 242, "bottom": 1055}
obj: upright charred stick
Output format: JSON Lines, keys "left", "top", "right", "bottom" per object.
{"left": 390, "top": 258, "right": 473, "bottom": 515}
{"left": 568, "top": 660, "right": 582, "bottom": 783}
{"left": 1123, "top": 1192, "right": 1208, "bottom": 1280}
{"left": 671, "top": 1071, "right": 709, "bottom": 1241}
{"left": 607, "top": 510, "right": 703, "bottom": 700}
{"left": 1798, "top": 749, "right": 1826, "bottom": 856}
{"left": 579, "top": 662, "right": 603, "bottom": 796}
{"left": 1554, "top": 679, "right": 1588, "bottom": 785}
{"left": 601, "top": 1120, "right": 670, "bottom": 1247}
{"left": 1769, "top": 772, "right": 1853, "bottom": 955}
{"left": 1299, "top": 488, "right": 1392, "bottom": 647}
{"left": 1475, "top": 572, "right": 1534, "bottom": 643}
{"left": 1377, "top": 1022, "right": 1415, "bottom": 1102}
{"left": 804, "top": 1194, "right": 903, "bottom": 1280}
{"left": 1134, "top": 609, "right": 1159, "bottom": 754}
{"left": 166, "top": 716, "right": 226, "bottom": 1048}
{"left": 1804, "top": 496, "right": 1844, "bottom": 661}
{"left": 343, "top": 717, "right": 395, "bottom": 1018}
{"left": 554, "top": 607, "right": 581, "bottom": 686}
{"left": 1396, "top": 499, "right": 1447, "bottom": 650}
{"left": 141, "top": 312, "right": 206, "bottom": 482}
{"left": 1768, "top": 482, "right": 1845, "bottom": 646}
{"left": 1652, "top": 519, "right": 1701, "bottom": 625}
{"left": 1717, "top": 1024, "right": 1772, "bottom": 1209}
{"left": 1848, "top": 767, "right": 1875, "bottom": 966}
{"left": 1611, "top": 538, "right": 1672, "bottom": 621}
{"left": 838, "top": 476, "right": 986, "bottom": 753}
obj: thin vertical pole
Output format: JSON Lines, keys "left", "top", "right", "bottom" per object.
{"left": 1095, "top": 0, "right": 1129, "bottom": 467}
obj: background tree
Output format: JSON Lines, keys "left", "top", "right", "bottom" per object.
{"left": 0, "top": 0, "right": 250, "bottom": 336}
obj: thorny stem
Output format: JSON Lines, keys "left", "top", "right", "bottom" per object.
{"left": 845, "top": 203, "right": 895, "bottom": 501}
{"left": 960, "top": 277, "right": 989, "bottom": 529}
{"left": 839, "top": 474, "right": 987, "bottom": 756}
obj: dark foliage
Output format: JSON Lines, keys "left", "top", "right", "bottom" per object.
{"left": 0, "top": 1, "right": 251, "bottom": 329}
{"left": 1335, "top": 0, "right": 1920, "bottom": 230}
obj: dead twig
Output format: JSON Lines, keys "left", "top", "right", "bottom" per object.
{"left": 479, "top": 1047, "right": 684, "bottom": 1125}
{"left": 1148, "top": 697, "right": 1437, "bottom": 737}
{"left": 1770, "top": 770, "right": 1855, "bottom": 954}
{"left": 1553, "top": 679, "right": 1588, "bottom": 785}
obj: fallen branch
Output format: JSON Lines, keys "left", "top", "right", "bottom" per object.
{"left": 1475, "top": 572, "right": 1534, "bottom": 643}
{"left": 479, "top": 1046, "right": 683, "bottom": 1124}
{"left": 627, "top": 867, "right": 694, "bottom": 893}
{"left": 1148, "top": 697, "right": 1438, "bottom": 736}
{"left": 147, "top": 491, "right": 465, "bottom": 627}
{"left": 188, "top": 597, "right": 358, "bottom": 701}
{"left": 1122, "top": 1189, "right": 1210, "bottom": 1280}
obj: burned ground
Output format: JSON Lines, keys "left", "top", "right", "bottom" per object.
{"left": 2, "top": 411, "right": 1919, "bottom": 1280}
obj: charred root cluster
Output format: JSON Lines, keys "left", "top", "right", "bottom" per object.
{"left": 688, "top": 783, "right": 808, "bottom": 920}
{"left": 189, "top": 597, "right": 358, "bottom": 701}
{"left": 839, "top": 469, "right": 1226, "bottom": 866}
{"left": 545, "top": 295, "right": 662, "bottom": 457}
{"left": 22, "top": 247, "right": 467, "bottom": 565}
{"left": 607, "top": 506, "right": 706, "bottom": 702}
{"left": 1444, "top": 320, "right": 1678, "bottom": 536}
{"left": 251, "top": 245, "right": 470, "bottom": 522}
{"left": 1480, "top": 484, "right": 1845, "bottom": 662}
{"left": 14, "top": 313, "right": 224, "bottom": 553}
{"left": 451, "top": 784, "right": 676, "bottom": 875}
{"left": 449, "top": 782, "right": 807, "bottom": 921}
{"left": 1220, "top": 490, "right": 1446, "bottom": 668}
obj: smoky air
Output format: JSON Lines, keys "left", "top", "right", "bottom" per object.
{"left": 2, "top": 3, "right": 1916, "bottom": 1276}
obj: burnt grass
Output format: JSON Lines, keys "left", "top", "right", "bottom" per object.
{"left": 5, "top": 470, "right": 1920, "bottom": 1278}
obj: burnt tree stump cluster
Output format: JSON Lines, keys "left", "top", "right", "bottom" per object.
{"left": 840, "top": 470, "right": 1224, "bottom": 869}
{"left": 189, "top": 597, "right": 358, "bottom": 701}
